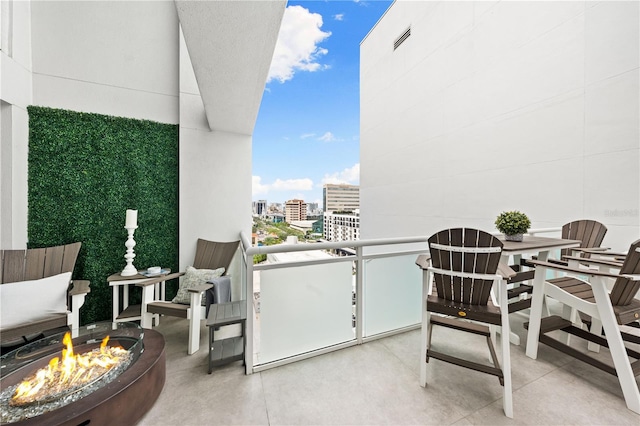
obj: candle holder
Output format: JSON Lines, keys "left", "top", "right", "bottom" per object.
{"left": 121, "top": 225, "right": 138, "bottom": 276}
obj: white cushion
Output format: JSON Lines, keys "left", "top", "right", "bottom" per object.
{"left": 0, "top": 272, "right": 71, "bottom": 330}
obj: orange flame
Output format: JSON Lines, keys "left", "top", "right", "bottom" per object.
{"left": 11, "top": 332, "right": 128, "bottom": 407}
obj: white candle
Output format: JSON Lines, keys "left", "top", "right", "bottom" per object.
{"left": 125, "top": 209, "right": 138, "bottom": 228}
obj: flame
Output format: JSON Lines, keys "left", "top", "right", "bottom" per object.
{"left": 10, "top": 332, "right": 129, "bottom": 407}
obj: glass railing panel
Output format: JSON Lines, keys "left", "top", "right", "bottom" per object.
{"left": 362, "top": 254, "right": 422, "bottom": 337}
{"left": 257, "top": 261, "right": 354, "bottom": 365}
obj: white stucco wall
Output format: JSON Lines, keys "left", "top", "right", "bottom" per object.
{"left": 179, "top": 28, "right": 251, "bottom": 285}
{"left": 0, "top": 0, "right": 32, "bottom": 248}
{"left": 30, "top": 1, "right": 179, "bottom": 123}
{"left": 360, "top": 1, "right": 639, "bottom": 251}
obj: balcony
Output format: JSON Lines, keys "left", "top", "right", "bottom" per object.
{"left": 139, "top": 231, "right": 640, "bottom": 425}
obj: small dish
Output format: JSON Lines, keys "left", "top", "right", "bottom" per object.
{"left": 142, "top": 269, "right": 169, "bottom": 277}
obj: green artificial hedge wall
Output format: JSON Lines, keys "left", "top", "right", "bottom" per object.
{"left": 27, "top": 106, "right": 179, "bottom": 325}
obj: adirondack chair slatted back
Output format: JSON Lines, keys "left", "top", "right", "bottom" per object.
{"left": 0, "top": 242, "right": 81, "bottom": 284}
{"left": 193, "top": 239, "right": 240, "bottom": 274}
{"left": 428, "top": 228, "right": 503, "bottom": 305}
{"left": 561, "top": 220, "right": 607, "bottom": 258}
{"left": 610, "top": 239, "right": 640, "bottom": 306}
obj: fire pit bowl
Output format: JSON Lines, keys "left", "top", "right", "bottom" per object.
{"left": 1, "top": 322, "right": 165, "bottom": 426}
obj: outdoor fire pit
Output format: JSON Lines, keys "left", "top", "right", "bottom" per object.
{"left": 0, "top": 322, "right": 165, "bottom": 425}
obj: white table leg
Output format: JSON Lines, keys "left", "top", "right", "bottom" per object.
{"left": 112, "top": 285, "right": 119, "bottom": 323}
{"left": 123, "top": 284, "right": 129, "bottom": 311}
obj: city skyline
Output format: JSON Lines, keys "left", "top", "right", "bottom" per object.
{"left": 251, "top": 0, "right": 392, "bottom": 206}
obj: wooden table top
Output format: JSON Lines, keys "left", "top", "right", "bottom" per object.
{"left": 107, "top": 268, "right": 172, "bottom": 282}
{"left": 498, "top": 235, "right": 581, "bottom": 254}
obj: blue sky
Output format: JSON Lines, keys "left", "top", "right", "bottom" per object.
{"left": 252, "top": 0, "right": 393, "bottom": 208}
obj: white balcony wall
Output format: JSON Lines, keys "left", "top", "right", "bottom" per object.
{"left": 360, "top": 1, "right": 639, "bottom": 251}
{"left": 258, "top": 262, "right": 354, "bottom": 365}
{"left": 363, "top": 254, "right": 422, "bottom": 337}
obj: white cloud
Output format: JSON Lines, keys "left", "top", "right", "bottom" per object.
{"left": 253, "top": 176, "right": 314, "bottom": 197}
{"left": 317, "top": 131, "right": 337, "bottom": 142}
{"left": 301, "top": 133, "right": 316, "bottom": 139}
{"left": 252, "top": 176, "right": 270, "bottom": 196}
{"left": 334, "top": 13, "right": 344, "bottom": 21}
{"left": 272, "top": 178, "right": 314, "bottom": 191}
{"left": 321, "top": 163, "right": 360, "bottom": 185}
{"left": 268, "top": 5, "right": 331, "bottom": 84}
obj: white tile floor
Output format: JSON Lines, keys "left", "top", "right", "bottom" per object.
{"left": 139, "top": 306, "right": 640, "bottom": 425}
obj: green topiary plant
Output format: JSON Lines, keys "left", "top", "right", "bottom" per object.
{"left": 495, "top": 210, "right": 531, "bottom": 241}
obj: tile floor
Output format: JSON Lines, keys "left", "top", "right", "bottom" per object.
{"left": 139, "top": 306, "right": 640, "bottom": 425}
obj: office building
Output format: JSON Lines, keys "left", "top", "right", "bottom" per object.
{"left": 323, "top": 184, "right": 360, "bottom": 212}
{"left": 285, "top": 199, "right": 307, "bottom": 223}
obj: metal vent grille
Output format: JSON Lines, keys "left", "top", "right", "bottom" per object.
{"left": 394, "top": 27, "right": 411, "bottom": 51}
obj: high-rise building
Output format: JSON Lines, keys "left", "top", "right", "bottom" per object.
{"left": 285, "top": 199, "right": 307, "bottom": 223}
{"left": 306, "top": 202, "right": 320, "bottom": 214}
{"left": 323, "top": 210, "right": 360, "bottom": 242}
{"left": 255, "top": 199, "right": 267, "bottom": 216}
{"left": 323, "top": 184, "right": 359, "bottom": 212}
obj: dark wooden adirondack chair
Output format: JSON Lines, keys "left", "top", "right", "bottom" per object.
{"left": 507, "top": 219, "right": 608, "bottom": 313}
{"left": 557, "top": 219, "right": 608, "bottom": 262}
{"left": 416, "top": 228, "right": 515, "bottom": 418}
{"left": 138, "top": 238, "right": 240, "bottom": 354}
{"left": 0, "top": 242, "right": 90, "bottom": 352}
{"left": 525, "top": 239, "right": 640, "bottom": 414}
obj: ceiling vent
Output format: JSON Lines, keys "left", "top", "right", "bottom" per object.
{"left": 394, "top": 27, "right": 411, "bottom": 51}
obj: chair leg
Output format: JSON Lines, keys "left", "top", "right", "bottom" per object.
{"left": 499, "top": 279, "right": 513, "bottom": 418}
{"left": 587, "top": 317, "right": 603, "bottom": 353}
{"left": 560, "top": 303, "right": 574, "bottom": 346}
{"left": 526, "top": 267, "right": 547, "bottom": 359}
{"left": 188, "top": 292, "right": 202, "bottom": 355}
{"left": 140, "top": 285, "right": 155, "bottom": 329}
{"left": 420, "top": 310, "right": 430, "bottom": 387}
{"left": 592, "top": 277, "right": 640, "bottom": 414}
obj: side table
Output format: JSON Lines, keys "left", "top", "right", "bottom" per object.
{"left": 206, "top": 300, "right": 246, "bottom": 374}
{"left": 107, "top": 269, "right": 170, "bottom": 325}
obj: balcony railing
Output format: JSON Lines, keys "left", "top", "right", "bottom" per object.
{"left": 239, "top": 227, "right": 561, "bottom": 374}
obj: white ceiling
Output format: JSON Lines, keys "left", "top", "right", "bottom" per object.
{"left": 175, "top": 0, "right": 286, "bottom": 136}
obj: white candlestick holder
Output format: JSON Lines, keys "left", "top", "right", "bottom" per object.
{"left": 121, "top": 225, "right": 138, "bottom": 276}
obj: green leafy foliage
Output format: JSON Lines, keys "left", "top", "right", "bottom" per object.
{"left": 494, "top": 210, "right": 531, "bottom": 235}
{"left": 27, "top": 106, "right": 179, "bottom": 324}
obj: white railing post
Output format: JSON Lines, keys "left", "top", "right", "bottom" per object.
{"left": 355, "top": 246, "right": 364, "bottom": 344}
{"left": 241, "top": 235, "right": 255, "bottom": 375}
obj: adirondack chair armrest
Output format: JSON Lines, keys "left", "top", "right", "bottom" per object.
{"left": 69, "top": 279, "right": 90, "bottom": 296}
{"left": 497, "top": 263, "right": 517, "bottom": 279}
{"left": 570, "top": 247, "right": 611, "bottom": 254}
{"left": 571, "top": 248, "right": 628, "bottom": 258}
{"left": 415, "top": 254, "right": 431, "bottom": 269}
{"left": 137, "top": 272, "right": 184, "bottom": 287}
{"left": 621, "top": 274, "right": 640, "bottom": 281}
{"left": 527, "top": 259, "right": 621, "bottom": 279}
{"left": 561, "top": 255, "right": 623, "bottom": 268}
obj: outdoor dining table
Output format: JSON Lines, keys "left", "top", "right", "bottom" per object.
{"left": 497, "top": 235, "right": 581, "bottom": 345}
